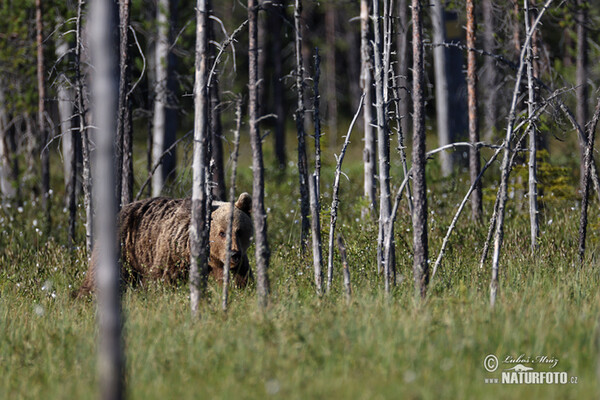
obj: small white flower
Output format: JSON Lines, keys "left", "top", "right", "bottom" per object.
{"left": 32, "top": 219, "right": 38, "bottom": 227}
{"left": 17, "top": 207, "right": 23, "bottom": 213}
{"left": 34, "top": 305, "right": 45, "bottom": 316}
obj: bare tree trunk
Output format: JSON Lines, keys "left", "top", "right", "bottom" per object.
{"left": 294, "top": 0, "right": 310, "bottom": 250}
{"left": 222, "top": 99, "right": 242, "bottom": 312}
{"left": 89, "top": 0, "right": 124, "bottom": 398}
{"left": 396, "top": 0, "right": 410, "bottom": 139}
{"left": 578, "top": 95, "right": 600, "bottom": 263}
{"left": 152, "top": 0, "right": 177, "bottom": 196}
{"left": 576, "top": 0, "right": 588, "bottom": 190}
{"left": 269, "top": 0, "right": 286, "bottom": 169}
{"left": 373, "top": 0, "right": 394, "bottom": 280}
{"left": 310, "top": 49, "right": 323, "bottom": 296}
{"left": 325, "top": 5, "right": 338, "bottom": 146}
{"left": 76, "top": 0, "right": 93, "bottom": 255}
{"left": 525, "top": 0, "right": 539, "bottom": 252}
{"left": 489, "top": 0, "right": 554, "bottom": 308}
{"left": 327, "top": 95, "right": 365, "bottom": 293}
{"left": 36, "top": 0, "right": 50, "bottom": 228}
{"left": 208, "top": 0, "right": 226, "bottom": 201}
{"left": 190, "top": 0, "right": 210, "bottom": 318}
{"left": 411, "top": 0, "right": 429, "bottom": 299}
{"left": 361, "top": 0, "right": 377, "bottom": 218}
{"left": 431, "top": 0, "right": 452, "bottom": 176}
{"left": 481, "top": 0, "right": 498, "bottom": 141}
{"left": 249, "top": 0, "right": 270, "bottom": 309}
{"left": 466, "top": 0, "right": 482, "bottom": 221}
{"left": 118, "top": 0, "right": 134, "bottom": 207}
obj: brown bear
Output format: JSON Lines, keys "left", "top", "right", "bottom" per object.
{"left": 76, "top": 193, "right": 254, "bottom": 297}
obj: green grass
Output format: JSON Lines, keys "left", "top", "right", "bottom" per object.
{"left": 1, "top": 134, "right": 600, "bottom": 399}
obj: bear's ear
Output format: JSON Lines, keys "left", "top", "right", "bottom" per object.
{"left": 235, "top": 192, "right": 252, "bottom": 215}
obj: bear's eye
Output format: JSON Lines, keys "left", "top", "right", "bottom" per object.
{"left": 219, "top": 231, "right": 226, "bottom": 238}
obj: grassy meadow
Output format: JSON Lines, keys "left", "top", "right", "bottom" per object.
{"left": 1, "top": 131, "right": 600, "bottom": 399}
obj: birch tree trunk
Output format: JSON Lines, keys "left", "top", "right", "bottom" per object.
{"left": 411, "top": 0, "right": 429, "bottom": 299}
{"left": 249, "top": 0, "right": 270, "bottom": 309}
{"left": 311, "top": 50, "right": 323, "bottom": 295}
{"left": 89, "top": 0, "right": 124, "bottom": 397}
{"left": 431, "top": 0, "right": 452, "bottom": 176}
{"left": 525, "top": 0, "right": 539, "bottom": 252}
{"left": 294, "top": 0, "right": 311, "bottom": 249}
{"left": 190, "top": 0, "right": 210, "bottom": 317}
{"left": 466, "top": 0, "right": 482, "bottom": 221}
{"left": 118, "top": 0, "right": 134, "bottom": 207}
{"left": 396, "top": 0, "right": 410, "bottom": 139}
{"left": 36, "top": 0, "right": 50, "bottom": 227}
{"left": 361, "top": 0, "right": 377, "bottom": 218}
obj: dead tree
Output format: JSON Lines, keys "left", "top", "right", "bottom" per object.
{"left": 222, "top": 99, "right": 242, "bottom": 312}
{"left": 76, "top": 0, "right": 93, "bottom": 255}
{"left": 525, "top": 0, "right": 539, "bottom": 252}
{"left": 327, "top": 95, "right": 365, "bottom": 293}
{"left": 36, "top": 0, "right": 50, "bottom": 228}
{"left": 489, "top": 0, "right": 554, "bottom": 308}
{"left": 249, "top": 0, "right": 270, "bottom": 309}
{"left": 268, "top": 0, "right": 286, "bottom": 169}
{"left": 310, "top": 49, "right": 323, "bottom": 295}
{"left": 578, "top": 95, "right": 600, "bottom": 263}
{"left": 411, "top": 0, "right": 429, "bottom": 299}
{"left": 118, "top": 0, "right": 133, "bottom": 207}
{"left": 293, "top": 0, "right": 311, "bottom": 249}
{"left": 325, "top": 5, "right": 338, "bottom": 146}
{"left": 466, "top": 0, "right": 482, "bottom": 221}
{"left": 576, "top": 0, "right": 588, "bottom": 190}
{"left": 360, "top": 0, "right": 376, "bottom": 218}
{"left": 89, "top": 0, "right": 124, "bottom": 398}
{"left": 190, "top": 0, "right": 211, "bottom": 317}
{"left": 372, "top": 0, "right": 394, "bottom": 278}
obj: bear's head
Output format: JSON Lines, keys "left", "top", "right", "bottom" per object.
{"left": 209, "top": 192, "right": 253, "bottom": 270}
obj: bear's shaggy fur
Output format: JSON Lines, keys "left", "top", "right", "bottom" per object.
{"left": 76, "top": 193, "right": 254, "bottom": 297}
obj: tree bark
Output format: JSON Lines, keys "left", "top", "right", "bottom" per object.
{"left": 89, "top": 0, "right": 124, "bottom": 397}
{"left": 76, "top": 0, "right": 93, "bottom": 255}
{"left": 361, "top": 0, "right": 377, "bottom": 217}
{"left": 190, "top": 0, "right": 210, "bottom": 318}
{"left": 118, "top": 0, "right": 133, "bottom": 207}
{"left": 249, "top": 0, "right": 270, "bottom": 309}
{"left": 294, "top": 0, "right": 311, "bottom": 250}
{"left": 467, "top": 0, "right": 482, "bottom": 221}
{"left": 0, "top": 86, "right": 17, "bottom": 199}
{"left": 396, "top": 0, "right": 410, "bottom": 139}
{"left": 411, "top": 0, "right": 429, "bottom": 299}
